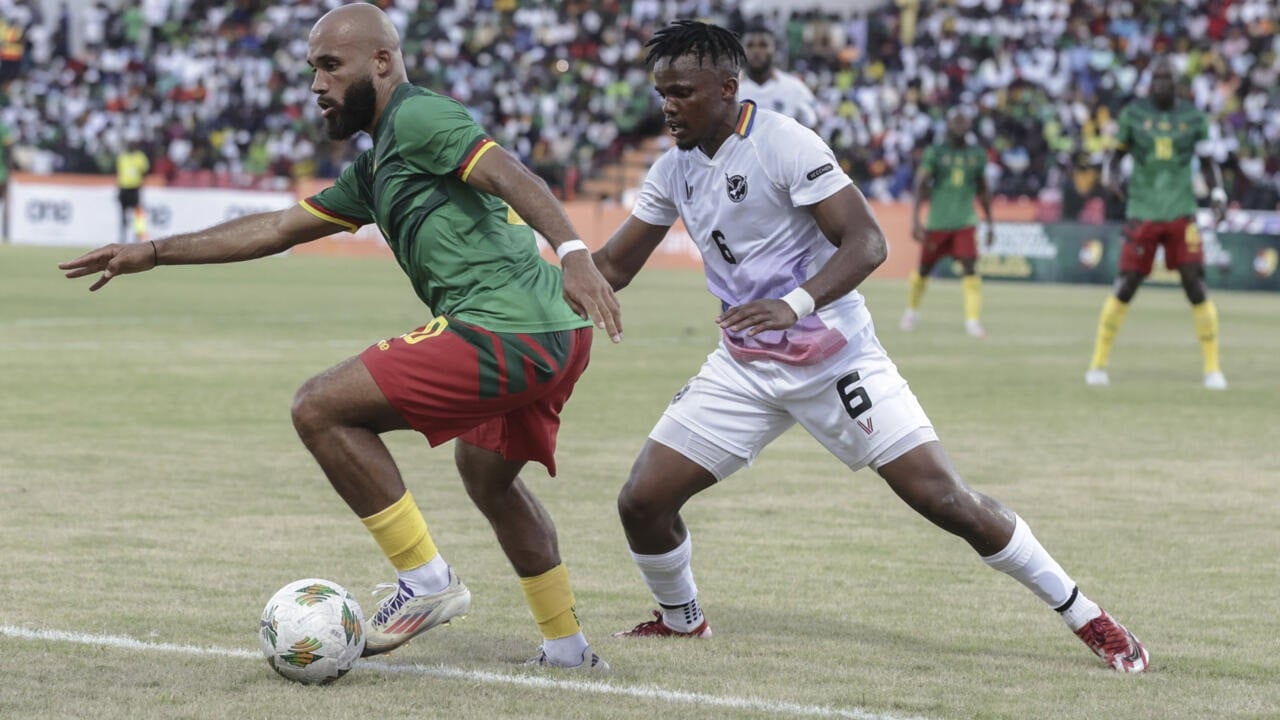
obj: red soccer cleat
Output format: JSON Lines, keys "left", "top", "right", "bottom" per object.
{"left": 1074, "top": 608, "right": 1149, "bottom": 673}
{"left": 613, "top": 610, "right": 712, "bottom": 639}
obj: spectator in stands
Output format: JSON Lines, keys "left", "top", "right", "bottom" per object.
{"left": 0, "top": 0, "right": 1275, "bottom": 210}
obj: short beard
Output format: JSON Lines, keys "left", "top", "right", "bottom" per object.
{"left": 325, "top": 76, "right": 377, "bottom": 140}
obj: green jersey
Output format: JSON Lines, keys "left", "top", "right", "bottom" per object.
{"left": 921, "top": 143, "right": 985, "bottom": 230}
{"left": 1115, "top": 99, "right": 1207, "bottom": 221}
{"left": 302, "top": 83, "right": 589, "bottom": 334}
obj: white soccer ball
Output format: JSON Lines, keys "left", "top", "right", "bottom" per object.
{"left": 259, "top": 578, "right": 366, "bottom": 685}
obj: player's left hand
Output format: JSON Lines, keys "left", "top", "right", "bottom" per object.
{"left": 984, "top": 226, "right": 995, "bottom": 248}
{"left": 560, "top": 250, "right": 623, "bottom": 343}
{"left": 717, "top": 299, "right": 796, "bottom": 337}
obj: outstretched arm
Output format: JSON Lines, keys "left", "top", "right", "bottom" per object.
{"left": 59, "top": 203, "right": 337, "bottom": 291}
{"left": 462, "top": 144, "right": 622, "bottom": 342}
{"left": 718, "top": 184, "right": 887, "bottom": 336}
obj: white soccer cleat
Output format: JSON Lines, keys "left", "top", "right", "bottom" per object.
{"left": 899, "top": 309, "right": 919, "bottom": 332}
{"left": 1085, "top": 369, "right": 1110, "bottom": 386}
{"left": 525, "top": 645, "right": 611, "bottom": 671}
{"left": 362, "top": 573, "right": 471, "bottom": 657}
{"left": 964, "top": 319, "right": 987, "bottom": 338}
{"left": 1203, "top": 371, "right": 1228, "bottom": 390}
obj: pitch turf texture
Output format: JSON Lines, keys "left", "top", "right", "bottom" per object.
{"left": 3, "top": 245, "right": 1278, "bottom": 720}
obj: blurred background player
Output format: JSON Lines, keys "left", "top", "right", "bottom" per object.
{"left": 737, "top": 23, "right": 818, "bottom": 129}
{"left": 115, "top": 141, "right": 149, "bottom": 244}
{"left": 1085, "top": 57, "right": 1229, "bottom": 390}
{"left": 901, "top": 108, "right": 994, "bottom": 337}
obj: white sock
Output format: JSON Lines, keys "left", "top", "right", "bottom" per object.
{"left": 542, "top": 632, "right": 589, "bottom": 666}
{"left": 398, "top": 553, "right": 451, "bottom": 595}
{"left": 982, "top": 515, "right": 1097, "bottom": 620}
{"left": 631, "top": 533, "right": 704, "bottom": 632}
{"left": 1055, "top": 586, "right": 1103, "bottom": 632}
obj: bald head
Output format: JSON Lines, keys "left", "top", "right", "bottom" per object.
{"left": 311, "top": 3, "right": 401, "bottom": 55}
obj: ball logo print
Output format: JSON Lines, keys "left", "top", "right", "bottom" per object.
{"left": 259, "top": 578, "right": 365, "bottom": 685}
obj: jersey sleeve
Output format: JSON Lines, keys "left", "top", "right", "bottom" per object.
{"left": 631, "top": 151, "right": 679, "bottom": 227}
{"left": 761, "top": 121, "right": 852, "bottom": 207}
{"left": 394, "top": 95, "right": 491, "bottom": 178}
{"left": 299, "top": 157, "right": 374, "bottom": 232}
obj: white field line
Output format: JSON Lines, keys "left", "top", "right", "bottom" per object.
{"left": 2, "top": 625, "right": 930, "bottom": 720}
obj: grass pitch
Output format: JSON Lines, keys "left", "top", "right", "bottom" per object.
{"left": 2, "top": 244, "right": 1278, "bottom": 719}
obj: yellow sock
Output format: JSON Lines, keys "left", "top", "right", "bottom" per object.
{"left": 907, "top": 271, "right": 927, "bottom": 310}
{"left": 1191, "top": 300, "right": 1221, "bottom": 374}
{"left": 1088, "top": 296, "right": 1129, "bottom": 371}
{"left": 961, "top": 275, "right": 982, "bottom": 322}
{"left": 519, "top": 564, "right": 581, "bottom": 640}
{"left": 359, "top": 491, "right": 439, "bottom": 571}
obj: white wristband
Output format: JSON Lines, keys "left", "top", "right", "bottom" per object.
{"left": 555, "top": 239, "right": 589, "bottom": 260}
{"left": 780, "top": 287, "right": 815, "bottom": 319}
{"left": 1210, "top": 187, "right": 1227, "bottom": 205}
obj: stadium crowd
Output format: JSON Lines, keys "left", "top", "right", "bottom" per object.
{"left": 0, "top": 0, "right": 1277, "bottom": 212}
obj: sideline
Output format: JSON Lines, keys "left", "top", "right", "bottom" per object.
{"left": 2, "top": 624, "right": 930, "bottom": 720}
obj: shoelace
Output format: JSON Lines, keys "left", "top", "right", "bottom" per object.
{"left": 1082, "top": 617, "right": 1129, "bottom": 656}
{"left": 625, "top": 611, "right": 667, "bottom": 634}
{"left": 371, "top": 582, "right": 412, "bottom": 626}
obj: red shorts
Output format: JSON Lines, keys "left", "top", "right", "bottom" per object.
{"left": 919, "top": 226, "right": 977, "bottom": 268}
{"left": 1119, "top": 217, "right": 1202, "bottom": 276}
{"left": 360, "top": 316, "right": 592, "bottom": 476}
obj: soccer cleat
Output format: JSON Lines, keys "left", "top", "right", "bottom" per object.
{"left": 1085, "top": 369, "right": 1110, "bottom": 386}
{"left": 525, "top": 645, "right": 611, "bottom": 671}
{"left": 613, "top": 610, "right": 712, "bottom": 639}
{"left": 1074, "top": 608, "right": 1149, "bottom": 673}
{"left": 362, "top": 573, "right": 471, "bottom": 657}
{"left": 899, "top": 309, "right": 919, "bottom": 332}
{"left": 964, "top": 319, "right": 987, "bottom": 338}
{"left": 1204, "top": 371, "right": 1228, "bottom": 390}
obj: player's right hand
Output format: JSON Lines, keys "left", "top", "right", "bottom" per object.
{"left": 560, "top": 250, "right": 623, "bottom": 343}
{"left": 59, "top": 242, "right": 157, "bottom": 292}
{"left": 911, "top": 223, "right": 924, "bottom": 242}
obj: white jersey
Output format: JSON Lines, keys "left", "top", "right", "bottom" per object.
{"left": 738, "top": 70, "right": 819, "bottom": 128}
{"left": 632, "top": 103, "right": 871, "bottom": 365}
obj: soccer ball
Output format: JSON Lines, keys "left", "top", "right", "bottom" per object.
{"left": 259, "top": 578, "right": 366, "bottom": 685}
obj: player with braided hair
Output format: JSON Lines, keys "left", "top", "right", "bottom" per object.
{"left": 596, "top": 19, "right": 1149, "bottom": 674}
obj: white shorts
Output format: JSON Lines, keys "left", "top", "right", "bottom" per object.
{"left": 650, "top": 322, "right": 937, "bottom": 480}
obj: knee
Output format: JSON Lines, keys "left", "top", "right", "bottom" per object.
{"left": 290, "top": 377, "right": 329, "bottom": 443}
{"left": 917, "top": 483, "right": 988, "bottom": 533}
{"left": 1181, "top": 272, "right": 1207, "bottom": 304}
{"left": 1113, "top": 275, "right": 1140, "bottom": 303}
{"left": 617, "top": 477, "right": 670, "bottom": 529}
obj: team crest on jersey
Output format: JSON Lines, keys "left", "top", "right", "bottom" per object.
{"left": 725, "top": 173, "right": 748, "bottom": 203}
